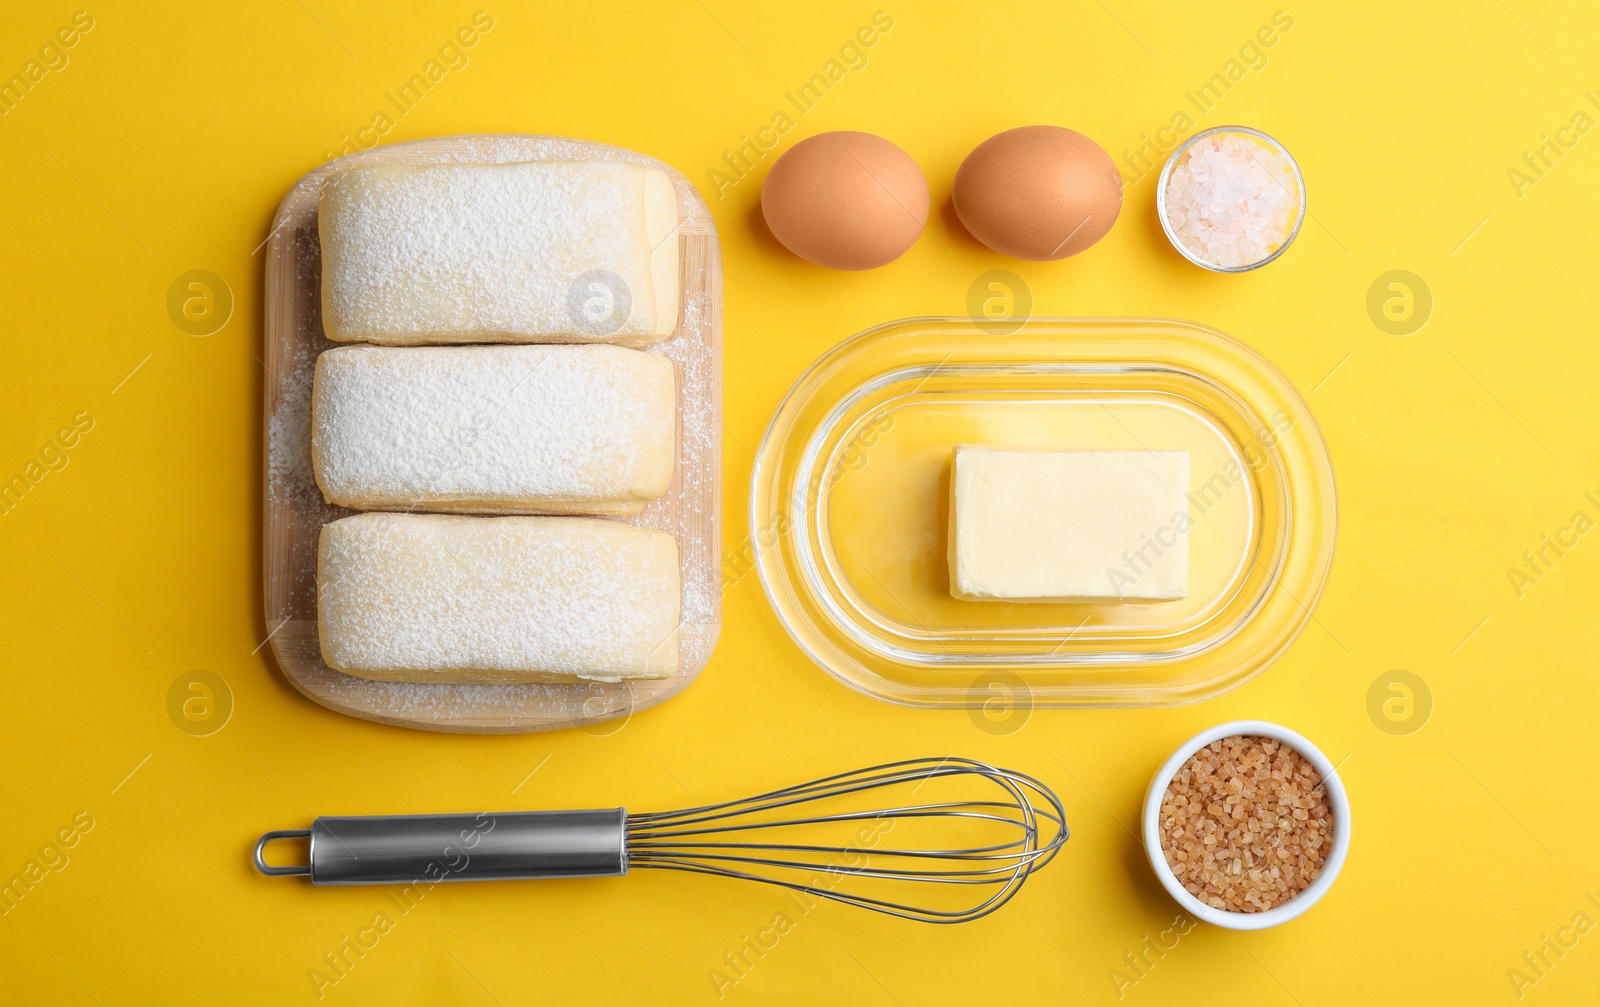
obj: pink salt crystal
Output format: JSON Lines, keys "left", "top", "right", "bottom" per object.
{"left": 1163, "top": 133, "right": 1301, "bottom": 269}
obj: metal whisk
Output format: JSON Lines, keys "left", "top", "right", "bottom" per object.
{"left": 254, "top": 757, "right": 1068, "bottom": 923}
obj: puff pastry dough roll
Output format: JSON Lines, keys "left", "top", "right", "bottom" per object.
{"left": 318, "top": 160, "right": 680, "bottom": 346}
{"left": 318, "top": 513, "right": 680, "bottom": 683}
{"left": 312, "top": 344, "right": 676, "bottom": 515}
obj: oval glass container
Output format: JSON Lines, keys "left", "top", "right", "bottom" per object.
{"left": 751, "top": 318, "right": 1335, "bottom": 708}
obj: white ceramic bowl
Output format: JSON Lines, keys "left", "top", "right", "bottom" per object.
{"left": 1142, "top": 720, "right": 1350, "bottom": 930}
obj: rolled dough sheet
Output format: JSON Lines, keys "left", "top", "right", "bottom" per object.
{"left": 318, "top": 160, "right": 680, "bottom": 346}
{"left": 318, "top": 513, "right": 680, "bottom": 683}
{"left": 312, "top": 344, "right": 676, "bottom": 515}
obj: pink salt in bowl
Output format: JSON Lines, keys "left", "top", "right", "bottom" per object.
{"left": 1141, "top": 720, "right": 1351, "bottom": 930}
{"left": 1156, "top": 126, "right": 1305, "bottom": 273}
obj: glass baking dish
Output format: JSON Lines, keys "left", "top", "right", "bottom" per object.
{"left": 751, "top": 318, "right": 1336, "bottom": 708}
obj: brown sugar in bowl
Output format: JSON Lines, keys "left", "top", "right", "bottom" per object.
{"left": 1142, "top": 721, "right": 1351, "bottom": 930}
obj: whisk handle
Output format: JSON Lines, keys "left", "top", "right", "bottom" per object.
{"left": 254, "top": 809, "right": 627, "bottom": 885}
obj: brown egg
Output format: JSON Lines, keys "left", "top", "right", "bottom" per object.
{"left": 953, "top": 126, "right": 1122, "bottom": 260}
{"left": 761, "top": 131, "right": 929, "bottom": 270}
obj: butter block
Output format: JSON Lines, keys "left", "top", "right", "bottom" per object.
{"left": 948, "top": 447, "right": 1191, "bottom": 603}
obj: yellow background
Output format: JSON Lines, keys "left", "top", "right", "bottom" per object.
{"left": 1, "top": 0, "right": 1596, "bottom": 1002}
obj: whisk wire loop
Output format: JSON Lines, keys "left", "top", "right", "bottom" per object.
{"left": 626, "top": 757, "right": 1067, "bottom": 924}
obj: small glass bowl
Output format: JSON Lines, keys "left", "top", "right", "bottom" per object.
{"left": 1142, "top": 720, "right": 1350, "bottom": 930}
{"left": 1156, "top": 126, "right": 1305, "bottom": 273}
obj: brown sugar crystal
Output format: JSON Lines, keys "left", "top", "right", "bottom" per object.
{"left": 1157, "top": 735, "right": 1334, "bottom": 913}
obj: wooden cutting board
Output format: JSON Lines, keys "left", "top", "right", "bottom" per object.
{"left": 262, "top": 134, "right": 722, "bottom": 733}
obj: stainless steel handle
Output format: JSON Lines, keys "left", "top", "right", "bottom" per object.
{"left": 254, "top": 809, "right": 627, "bottom": 885}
